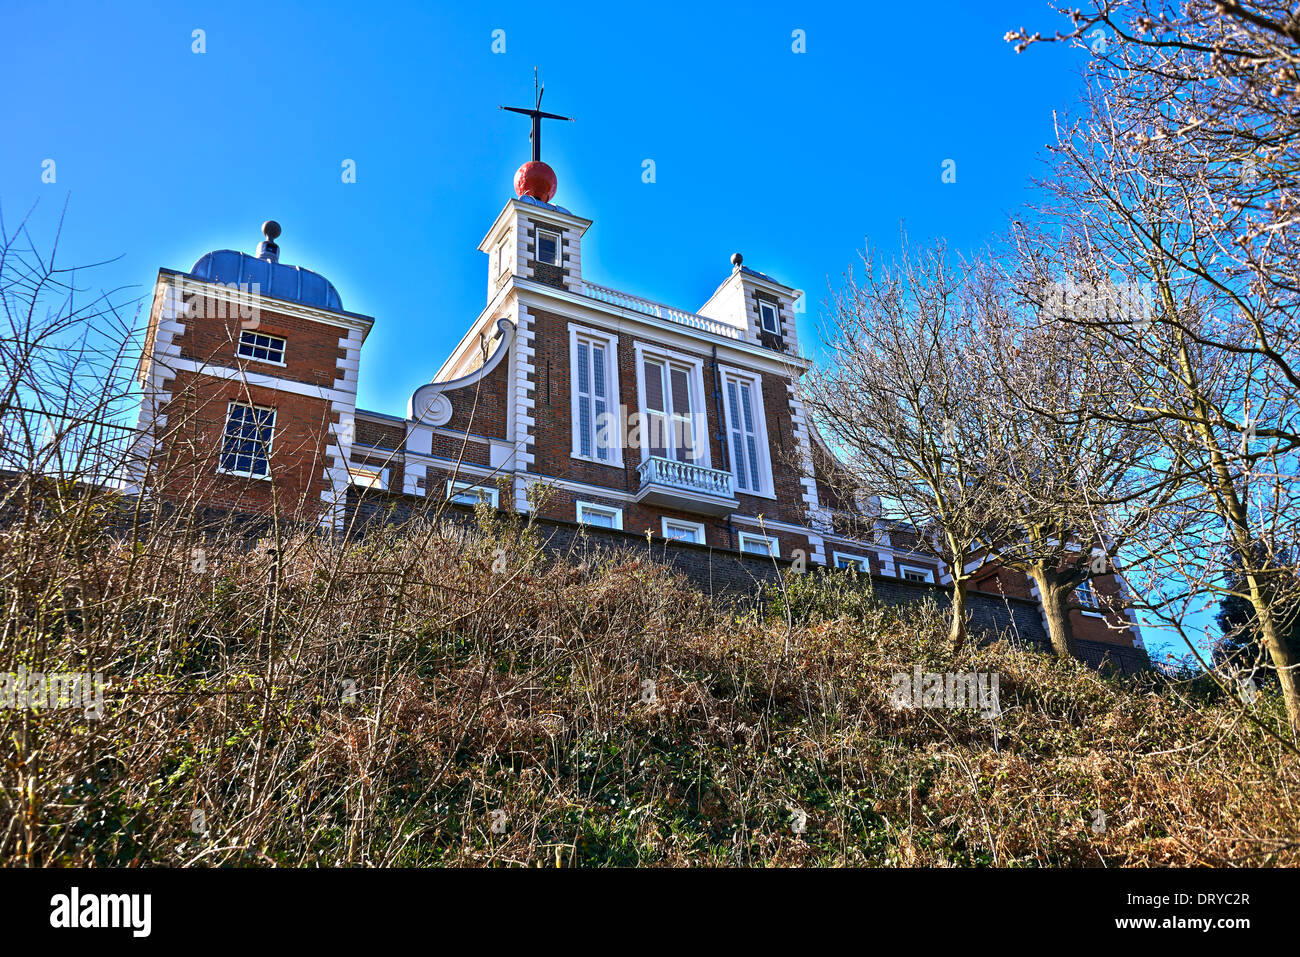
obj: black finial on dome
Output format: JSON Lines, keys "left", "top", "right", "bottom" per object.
{"left": 257, "top": 220, "right": 281, "bottom": 263}
{"left": 731, "top": 252, "right": 743, "bottom": 268}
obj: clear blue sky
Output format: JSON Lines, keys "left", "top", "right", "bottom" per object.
{"left": 2, "top": 0, "right": 1090, "bottom": 410}
{"left": 8, "top": 2, "right": 1196, "bottom": 659}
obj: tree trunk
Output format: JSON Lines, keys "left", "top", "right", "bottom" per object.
{"left": 1245, "top": 573, "right": 1300, "bottom": 734}
{"left": 1030, "top": 566, "right": 1077, "bottom": 660}
{"left": 949, "top": 579, "right": 969, "bottom": 652}
{"left": 1163, "top": 307, "right": 1300, "bottom": 731}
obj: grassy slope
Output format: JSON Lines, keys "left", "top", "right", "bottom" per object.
{"left": 3, "top": 509, "right": 1298, "bottom": 866}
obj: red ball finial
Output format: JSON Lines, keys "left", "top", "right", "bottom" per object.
{"left": 514, "top": 161, "right": 558, "bottom": 203}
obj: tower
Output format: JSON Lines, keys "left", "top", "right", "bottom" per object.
{"left": 130, "top": 222, "right": 373, "bottom": 528}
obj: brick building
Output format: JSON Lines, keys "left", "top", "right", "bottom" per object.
{"left": 127, "top": 151, "right": 1146, "bottom": 666}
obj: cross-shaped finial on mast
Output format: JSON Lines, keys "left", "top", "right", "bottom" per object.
{"left": 500, "top": 68, "right": 573, "bottom": 163}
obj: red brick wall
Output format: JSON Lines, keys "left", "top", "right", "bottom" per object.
{"left": 149, "top": 368, "right": 335, "bottom": 520}
{"left": 140, "top": 286, "right": 353, "bottom": 522}
{"left": 174, "top": 291, "right": 347, "bottom": 389}
{"left": 439, "top": 345, "right": 511, "bottom": 439}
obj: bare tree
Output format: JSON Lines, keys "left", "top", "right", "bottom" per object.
{"left": 971, "top": 262, "right": 1169, "bottom": 659}
{"left": 1010, "top": 0, "right": 1300, "bottom": 730}
{"left": 802, "top": 243, "right": 1009, "bottom": 649}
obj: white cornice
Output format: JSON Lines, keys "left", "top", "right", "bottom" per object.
{"left": 478, "top": 198, "right": 593, "bottom": 251}
{"left": 158, "top": 270, "right": 375, "bottom": 340}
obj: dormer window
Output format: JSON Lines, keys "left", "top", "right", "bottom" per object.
{"left": 237, "top": 331, "right": 286, "bottom": 365}
{"left": 758, "top": 300, "right": 780, "bottom": 335}
{"left": 537, "top": 228, "right": 560, "bottom": 266}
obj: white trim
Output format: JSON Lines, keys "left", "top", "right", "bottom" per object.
{"left": 661, "top": 517, "right": 706, "bottom": 543}
{"left": 738, "top": 531, "right": 779, "bottom": 558}
{"left": 513, "top": 279, "right": 811, "bottom": 374}
{"left": 576, "top": 500, "right": 624, "bottom": 530}
{"left": 161, "top": 272, "right": 373, "bottom": 337}
{"left": 568, "top": 323, "right": 623, "bottom": 467}
{"left": 447, "top": 479, "right": 499, "bottom": 508}
{"left": 832, "top": 550, "right": 871, "bottom": 571}
{"left": 155, "top": 355, "right": 356, "bottom": 404}
{"left": 633, "top": 341, "right": 710, "bottom": 469}
{"left": 236, "top": 330, "right": 287, "bottom": 366}
{"left": 536, "top": 227, "right": 561, "bottom": 266}
{"left": 511, "top": 304, "right": 537, "bottom": 511}
{"left": 348, "top": 464, "right": 387, "bottom": 490}
{"left": 897, "top": 564, "right": 936, "bottom": 584}
{"left": 758, "top": 300, "right": 780, "bottom": 335}
{"left": 718, "top": 364, "right": 774, "bottom": 497}
{"left": 217, "top": 401, "right": 276, "bottom": 479}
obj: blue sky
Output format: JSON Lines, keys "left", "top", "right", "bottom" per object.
{"left": 2, "top": 0, "right": 1091, "bottom": 409}
{"left": 6, "top": 2, "right": 1195, "bottom": 658}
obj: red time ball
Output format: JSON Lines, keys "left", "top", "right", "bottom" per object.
{"left": 514, "top": 161, "right": 558, "bottom": 203}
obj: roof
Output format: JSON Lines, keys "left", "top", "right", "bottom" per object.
{"left": 189, "top": 249, "right": 344, "bottom": 312}
{"left": 515, "top": 194, "right": 575, "bottom": 216}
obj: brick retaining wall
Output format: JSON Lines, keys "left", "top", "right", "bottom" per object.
{"left": 342, "top": 489, "right": 1149, "bottom": 675}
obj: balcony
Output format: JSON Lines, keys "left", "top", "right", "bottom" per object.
{"left": 635, "top": 455, "right": 737, "bottom": 516}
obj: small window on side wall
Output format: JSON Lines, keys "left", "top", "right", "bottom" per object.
{"left": 758, "top": 301, "right": 780, "bottom": 335}
{"left": 577, "top": 501, "right": 623, "bottom": 529}
{"left": 447, "top": 480, "right": 498, "bottom": 508}
{"left": 496, "top": 236, "right": 510, "bottom": 278}
{"left": 537, "top": 229, "right": 560, "bottom": 266}
{"left": 237, "top": 331, "right": 286, "bottom": 364}
{"left": 899, "top": 565, "right": 934, "bottom": 583}
{"left": 833, "top": 552, "right": 869, "bottom": 572}
{"left": 662, "top": 518, "right": 705, "bottom": 543}
{"left": 738, "top": 532, "right": 778, "bottom": 557}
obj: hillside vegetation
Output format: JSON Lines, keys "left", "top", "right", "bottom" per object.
{"left": 2, "top": 500, "right": 1298, "bottom": 867}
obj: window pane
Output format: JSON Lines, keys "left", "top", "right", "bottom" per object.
{"left": 578, "top": 396, "right": 592, "bottom": 458}
{"left": 665, "top": 523, "right": 701, "bottom": 543}
{"left": 670, "top": 367, "right": 690, "bottom": 413}
{"left": 581, "top": 508, "right": 616, "bottom": 528}
{"left": 644, "top": 360, "right": 665, "bottom": 412}
{"left": 538, "top": 231, "right": 558, "bottom": 265}
{"left": 592, "top": 344, "right": 606, "bottom": 400}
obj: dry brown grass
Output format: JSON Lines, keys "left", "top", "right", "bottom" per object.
{"left": 2, "top": 489, "right": 1298, "bottom": 867}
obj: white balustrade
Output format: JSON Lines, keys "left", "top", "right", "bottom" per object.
{"left": 637, "top": 455, "right": 734, "bottom": 498}
{"left": 582, "top": 282, "right": 741, "bottom": 340}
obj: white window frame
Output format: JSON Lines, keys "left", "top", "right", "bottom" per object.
{"left": 758, "top": 300, "right": 781, "bottom": 335}
{"left": 447, "top": 479, "right": 499, "bottom": 508}
{"left": 576, "top": 501, "right": 623, "bottom": 529}
{"left": 738, "top": 531, "right": 779, "bottom": 558}
{"left": 832, "top": 551, "right": 871, "bottom": 572}
{"left": 1076, "top": 578, "right": 1104, "bottom": 615}
{"left": 348, "top": 464, "right": 387, "bottom": 490}
{"left": 719, "top": 364, "right": 774, "bottom": 498}
{"left": 568, "top": 324, "right": 623, "bottom": 467}
{"left": 661, "top": 517, "right": 706, "bottom": 543}
{"left": 495, "top": 235, "right": 510, "bottom": 278}
{"left": 536, "top": 228, "right": 560, "bottom": 266}
{"left": 236, "top": 330, "right": 286, "bottom": 366}
{"left": 898, "top": 564, "right": 935, "bottom": 584}
{"left": 217, "top": 402, "right": 275, "bottom": 480}
{"left": 633, "top": 342, "right": 710, "bottom": 468}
